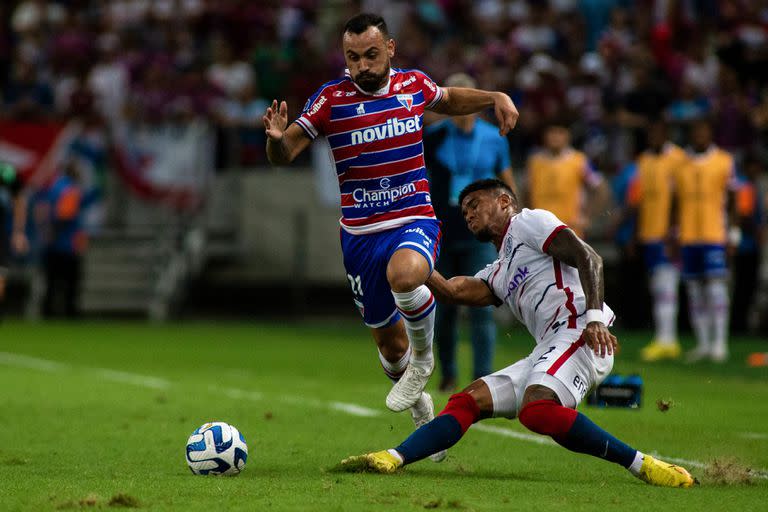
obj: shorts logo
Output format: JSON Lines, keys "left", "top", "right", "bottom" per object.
{"left": 397, "top": 94, "right": 413, "bottom": 111}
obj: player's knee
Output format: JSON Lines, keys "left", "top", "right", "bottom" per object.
{"left": 518, "top": 399, "right": 576, "bottom": 437}
{"left": 386, "top": 252, "right": 429, "bottom": 292}
{"left": 438, "top": 392, "right": 481, "bottom": 433}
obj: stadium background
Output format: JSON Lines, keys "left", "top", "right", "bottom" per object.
{"left": 3, "top": 0, "right": 768, "bottom": 332}
{"left": 2, "top": 2, "right": 768, "bottom": 510}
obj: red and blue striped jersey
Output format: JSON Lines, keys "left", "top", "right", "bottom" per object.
{"left": 295, "top": 68, "right": 443, "bottom": 234}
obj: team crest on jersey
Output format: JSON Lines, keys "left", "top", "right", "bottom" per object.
{"left": 504, "top": 237, "right": 514, "bottom": 256}
{"left": 397, "top": 94, "right": 413, "bottom": 111}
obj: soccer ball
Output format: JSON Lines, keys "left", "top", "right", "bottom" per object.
{"left": 185, "top": 422, "right": 248, "bottom": 475}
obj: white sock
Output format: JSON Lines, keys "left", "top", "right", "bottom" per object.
{"left": 388, "top": 449, "right": 404, "bottom": 464}
{"left": 707, "top": 279, "right": 730, "bottom": 354}
{"left": 378, "top": 346, "right": 411, "bottom": 383}
{"left": 628, "top": 451, "right": 645, "bottom": 477}
{"left": 392, "top": 285, "right": 435, "bottom": 370}
{"left": 685, "top": 280, "right": 710, "bottom": 351}
{"left": 650, "top": 265, "right": 679, "bottom": 344}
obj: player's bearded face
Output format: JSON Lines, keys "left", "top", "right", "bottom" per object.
{"left": 343, "top": 28, "right": 395, "bottom": 93}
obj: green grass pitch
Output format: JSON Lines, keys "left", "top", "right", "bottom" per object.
{"left": 1, "top": 320, "right": 767, "bottom": 511}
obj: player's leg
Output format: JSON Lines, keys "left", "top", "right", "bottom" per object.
{"left": 339, "top": 378, "right": 494, "bottom": 473}
{"left": 385, "top": 221, "right": 442, "bottom": 412}
{"left": 339, "top": 358, "right": 531, "bottom": 472}
{"left": 519, "top": 338, "right": 694, "bottom": 487}
{"left": 641, "top": 243, "right": 681, "bottom": 361}
{"left": 465, "top": 241, "right": 497, "bottom": 379}
{"left": 435, "top": 247, "right": 459, "bottom": 393}
{"left": 704, "top": 245, "right": 730, "bottom": 362}
{"left": 681, "top": 245, "right": 711, "bottom": 362}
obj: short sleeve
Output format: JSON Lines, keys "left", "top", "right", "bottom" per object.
{"left": 495, "top": 135, "right": 512, "bottom": 174}
{"left": 295, "top": 85, "right": 332, "bottom": 140}
{"left": 516, "top": 209, "right": 568, "bottom": 253}
{"left": 417, "top": 70, "right": 444, "bottom": 109}
{"left": 473, "top": 260, "right": 504, "bottom": 305}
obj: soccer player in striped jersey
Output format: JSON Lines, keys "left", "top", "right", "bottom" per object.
{"left": 339, "top": 179, "right": 695, "bottom": 488}
{"left": 263, "top": 13, "right": 519, "bottom": 446}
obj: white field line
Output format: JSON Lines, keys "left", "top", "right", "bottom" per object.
{"left": 94, "top": 368, "right": 171, "bottom": 390}
{"left": 0, "top": 351, "right": 71, "bottom": 372}
{"left": 2, "top": 351, "right": 766, "bottom": 479}
{"left": 739, "top": 432, "right": 768, "bottom": 440}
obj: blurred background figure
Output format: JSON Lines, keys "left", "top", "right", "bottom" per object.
{"left": 627, "top": 120, "right": 687, "bottom": 361}
{"left": 675, "top": 121, "right": 738, "bottom": 363}
{"left": 41, "top": 161, "right": 85, "bottom": 318}
{"left": 525, "top": 121, "right": 606, "bottom": 239}
{"left": 425, "top": 73, "right": 515, "bottom": 392}
{"left": 0, "top": 162, "right": 29, "bottom": 320}
{"left": 731, "top": 155, "right": 766, "bottom": 334}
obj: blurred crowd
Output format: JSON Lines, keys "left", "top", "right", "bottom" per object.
{"left": 4, "top": 0, "right": 768, "bottom": 170}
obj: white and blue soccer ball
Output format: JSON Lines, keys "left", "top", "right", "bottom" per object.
{"left": 185, "top": 422, "right": 248, "bottom": 476}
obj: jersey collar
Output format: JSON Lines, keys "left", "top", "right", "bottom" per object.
{"left": 344, "top": 68, "right": 395, "bottom": 96}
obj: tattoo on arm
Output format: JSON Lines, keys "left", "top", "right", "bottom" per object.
{"left": 545, "top": 228, "right": 604, "bottom": 309}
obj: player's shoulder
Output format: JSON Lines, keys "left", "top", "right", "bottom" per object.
{"left": 512, "top": 208, "right": 564, "bottom": 230}
{"left": 305, "top": 77, "right": 352, "bottom": 103}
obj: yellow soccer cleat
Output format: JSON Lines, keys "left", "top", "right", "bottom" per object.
{"left": 638, "top": 455, "right": 696, "bottom": 488}
{"left": 339, "top": 450, "right": 403, "bottom": 474}
{"left": 640, "top": 340, "right": 682, "bottom": 362}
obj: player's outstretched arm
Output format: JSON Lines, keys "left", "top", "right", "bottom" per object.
{"left": 546, "top": 227, "right": 618, "bottom": 358}
{"left": 263, "top": 100, "right": 312, "bottom": 165}
{"left": 430, "top": 87, "right": 518, "bottom": 136}
{"left": 427, "top": 270, "right": 500, "bottom": 307}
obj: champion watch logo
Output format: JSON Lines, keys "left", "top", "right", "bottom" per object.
{"left": 397, "top": 94, "right": 413, "bottom": 111}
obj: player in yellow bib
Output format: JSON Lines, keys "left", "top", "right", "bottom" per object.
{"left": 526, "top": 122, "right": 604, "bottom": 238}
{"left": 627, "top": 121, "right": 687, "bottom": 361}
{"left": 673, "top": 121, "right": 738, "bottom": 362}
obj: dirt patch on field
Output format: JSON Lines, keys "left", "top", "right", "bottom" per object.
{"left": 704, "top": 457, "right": 757, "bottom": 485}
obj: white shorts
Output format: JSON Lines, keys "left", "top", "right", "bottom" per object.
{"left": 480, "top": 330, "right": 614, "bottom": 418}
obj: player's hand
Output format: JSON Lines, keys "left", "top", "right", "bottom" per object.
{"left": 582, "top": 322, "right": 618, "bottom": 358}
{"left": 493, "top": 92, "right": 519, "bottom": 136}
{"left": 263, "top": 99, "right": 289, "bottom": 141}
{"left": 11, "top": 231, "right": 29, "bottom": 255}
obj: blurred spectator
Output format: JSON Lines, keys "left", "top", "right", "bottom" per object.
{"left": 41, "top": 160, "right": 86, "bottom": 318}
{"left": 207, "top": 37, "right": 254, "bottom": 98}
{"left": 3, "top": 57, "right": 54, "bottom": 120}
{"left": 525, "top": 121, "right": 605, "bottom": 238}
{"left": 0, "top": 162, "right": 30, "bottom": 320}
{"left": 215, "top": 82, "right": 269, "bottom": 167}
{"left": 732, "top": 155, "right": 766, "bottom": 333}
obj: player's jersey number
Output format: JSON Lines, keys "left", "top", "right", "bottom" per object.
{"left": 347, "top": 274, "right": 364, "bottom": 297}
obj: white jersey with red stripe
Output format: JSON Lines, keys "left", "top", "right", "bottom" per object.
{"left": 294, "top": 67, "right": 443, "bottom": 235}
{"left": 475, "top": 208, "right": 615, "bottom": 344}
